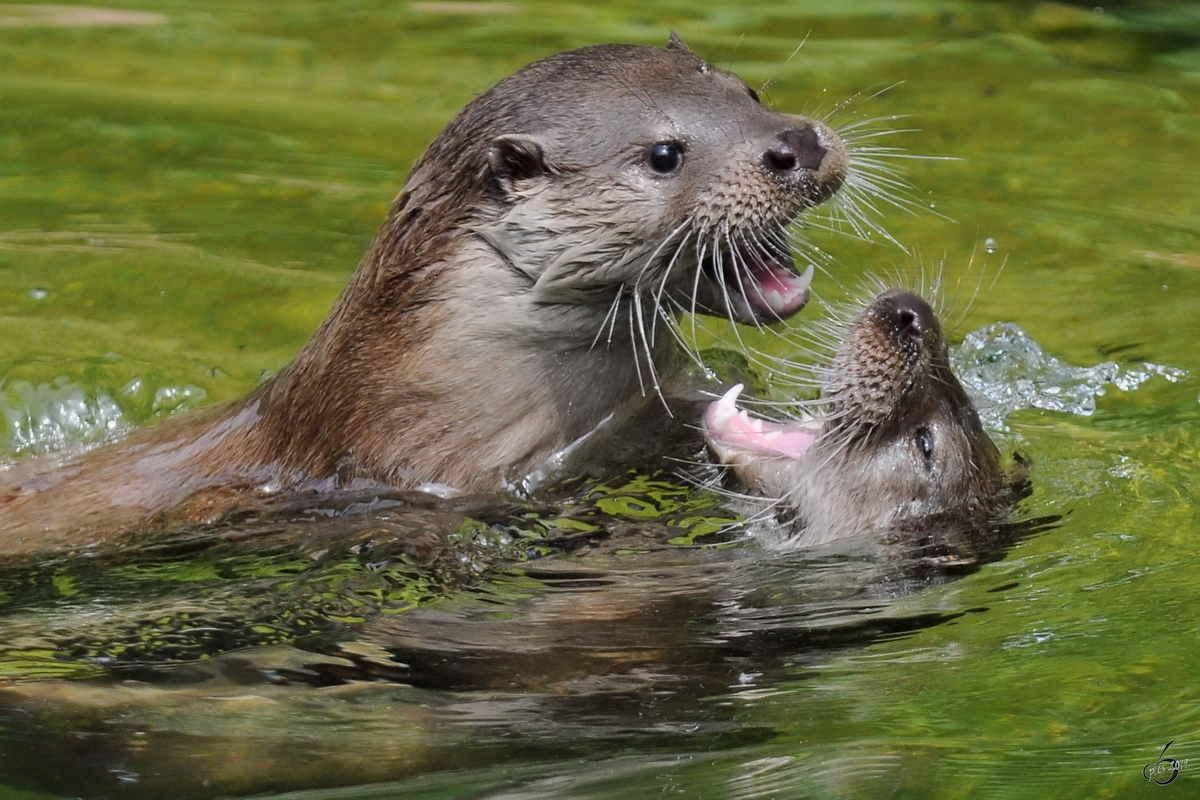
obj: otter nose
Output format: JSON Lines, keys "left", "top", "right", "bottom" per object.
{"left": 764, "top": 127, "right": 827, "bottom": 174}
{"left": 881, "top": 291, "right": 936, "bottom": 342}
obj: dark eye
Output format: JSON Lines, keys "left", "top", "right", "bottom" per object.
{"left": 647, "top": 142, "right": 683, "bottom": 174}
{"left": 915, "top": 427, "right": 934, "bottom": 461}
{"left": 747, "top": 86, "right": 761, "bottom": 103}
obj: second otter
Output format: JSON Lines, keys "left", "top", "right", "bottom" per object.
{"left": 0, "top": 35, "right": 848, "bottom": 550}
{"left": 705, "top": 289, "right": 1027, "bottom": 549}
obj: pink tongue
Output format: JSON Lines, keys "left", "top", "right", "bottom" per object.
{"left": 705, "top": 385, "right": 820, "bottom": 458}
{"left": 744, "top": 259, "right": 813, "bottom": 318}
{"left": 754, "top": 265, "right": 801, "bottom": 295}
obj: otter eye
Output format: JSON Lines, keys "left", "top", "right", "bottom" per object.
{"left": 647, "top": 142, "right": 683, "bottom": 174}
{"left": 915, "top": 427, "right": 934, "bottom": 461}
{"left": 747, "top": 86, "right": 761, "bottom": 103}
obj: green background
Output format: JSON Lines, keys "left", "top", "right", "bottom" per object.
{"left": 1, "top": 1, "right": 1199, "bottom": 797}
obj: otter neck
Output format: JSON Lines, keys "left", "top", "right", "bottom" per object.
{"left": 243, "top": 234, "right": 674, "bottom": 492}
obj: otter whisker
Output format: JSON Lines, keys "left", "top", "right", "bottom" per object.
{"left": 676, "top": 458, "right": 793, "bottom": 524}
{"left": 726, "top": 229, "right": 770, "bottom": 334}
{"left": 626, "top": 298, "right": 648, "bottom": 398}
{"left": 711, "top": 233, "right": 740, "bottom": 326}
{"left": 652, "top": 283, "right": 711, "bottom": 373}
{"left": 819, "top": 187, "right": 911, "bottom": 250}
{"left": 757, "top": 34, "right": 810, "bottom": 98}
{"left": 590, "top": 287, "right": 626, "bottom": 351}
{"left": 844, "top": 157, "right": 923, "bottom": 189}
{"left": 632, "top": 288, "right": 668, "bottom": 402}
{"left": 834, "top": 119, "right": 915, "bottom": 139}
{"left": 820, "top": 82, "right": 906, "bottom": 120}
{"left": 686, "top": 236, "right": 710, "bottom": 344}
{"left": 710, "top": 237, "right": 760, "bottom": 354}
{"left": 662, "top": 299, "right": 710, "bottom": 371}
{"left": 845, "top": 172, "right": 937, "bottom": 218}
{"left": 644, "top": 222, "right": 694, "bottom": 346}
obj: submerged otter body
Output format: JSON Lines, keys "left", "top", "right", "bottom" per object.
{"left": 705, "top": 289, "right": 1027, "bottom": 549}
{"left": 0, "top": 35, "right": 848, "bottom": 552}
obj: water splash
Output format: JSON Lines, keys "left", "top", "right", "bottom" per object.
{"left": 951, "top": 322, "right": 1188, "bottom": 431}
{"left": 0, "top": 377, "right": 207, "bottom": 456}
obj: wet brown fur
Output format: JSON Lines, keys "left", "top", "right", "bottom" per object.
{"left": 709, "top": 290, "right": 1026, "bottom": 548}
{"left": 0, "top": 36, "right": 848, "bottom": 553}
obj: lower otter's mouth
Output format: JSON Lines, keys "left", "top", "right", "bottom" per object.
{"left": 702, "top": 245, "right": 814, "bottom": 323}
{"left": 704, "top": 384, "right": 821, "bottom": 463}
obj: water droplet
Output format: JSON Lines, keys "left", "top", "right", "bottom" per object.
{"left": 929, "top": 202, "right": 937, "bottom": 209}
{"left": 27, "top": 288, "right": 48, "bottom": 300}
{"left": 952, "top": 323, "right": 1189, "bottom": 430}
{"left": 984, "top": 237, "right": 997, "bottom": 254}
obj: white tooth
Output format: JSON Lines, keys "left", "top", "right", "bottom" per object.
{"left": 751, "top": 417, "right": 764, "bottom": 433}
{"left": 795, "top": 263, "right": 814, "bottom": 293}
{"left": 713, "top": 384, "right": 744, "bottom": 426}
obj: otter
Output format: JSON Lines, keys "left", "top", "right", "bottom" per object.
{"left": 704, "top": 289, "right": 1027, "bottom": 549}
{"left": 0, "top": 34, "right": 848, "bottom": 552}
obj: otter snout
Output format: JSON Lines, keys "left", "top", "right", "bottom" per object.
{"left": 876, "top": 290, "right": 938, "bottom": 345}
{"left": 703, "top": 288, "right": 1018, "bottom": 550}
{"left": 759, "top": 121, "right": 847, "bottom": 204}
{"left": 764, "top": 127, "right": 827, "bottom": 174}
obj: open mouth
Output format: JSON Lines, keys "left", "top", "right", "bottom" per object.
{"left": 702, "top": 243, "right": 814, "bottom": 323}
{"left": 703, "top": 384, "right": 822, "bottom": 463}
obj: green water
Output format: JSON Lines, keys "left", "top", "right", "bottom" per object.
{"left": 1, "top": 0, "right": 1200, "bottom": 797}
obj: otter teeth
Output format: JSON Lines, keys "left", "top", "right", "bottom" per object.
{"left": 750, "top": 262, "right": 814, "bottom": 317}
{"left": 705, "top": 383, "right": 822, "bottom": 459}
{"left": 709, "top": 384, "right": 777, "bottom": 437}
{"left": 710, "top": 383, "right": 742, "bottom": 427}
{"left": 796, "top": 263, "right": 815, "bottom": 293}
{"left": 711, "top": 384, "right": 756, "bottom": 430}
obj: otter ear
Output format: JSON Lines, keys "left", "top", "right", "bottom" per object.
{"left": 488, "top": 134, "right": 550, "bottom": 183}
{"left": 667, "top": 30, "right": 696, "bottom": 56}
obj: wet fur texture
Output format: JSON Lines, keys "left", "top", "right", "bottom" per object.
{"left": 0, "top": 36, "right": 848, "bottom": 552}
{"left": 708, "top": 289, "right": 1027, "bottom": 549}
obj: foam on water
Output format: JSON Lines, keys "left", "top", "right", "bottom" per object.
{"left": 0, "top": 377, "right": 207, "bottom": 456}
{"left": 950, "top": 322, "right": 1188, "bottom": 431}
{"left": 3, "top": 323, "right": 1183, "bottom": 457}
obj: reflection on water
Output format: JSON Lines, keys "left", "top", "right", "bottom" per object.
{"left": 0, "top": 479, "right": 1052, "bottom": 798}
{"left": 2, "top": 0, "right": 1200, "bottom": 798}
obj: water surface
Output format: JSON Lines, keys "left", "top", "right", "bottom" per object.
{"left": 1, "top": 1, "right": 1199, "bottom": 798}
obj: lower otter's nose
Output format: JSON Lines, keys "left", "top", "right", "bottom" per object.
{"left": 764, "top": 127, "right": 827, "bottom": 174}
{"left": 879, "top": 290, "right": 937, "bottom": 343}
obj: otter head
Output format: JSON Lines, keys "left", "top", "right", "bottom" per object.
{"left": 379, "top": 33, "right": 847, "bottom": 330}
{"left": 705, "top": 289, "right": 1024, "bottom": 548}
